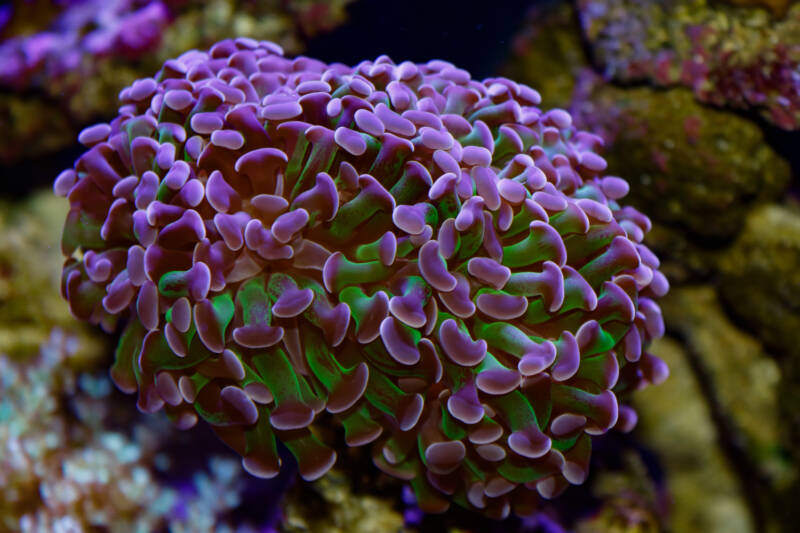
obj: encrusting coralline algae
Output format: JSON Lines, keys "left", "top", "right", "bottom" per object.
{"left": 55, "top": 38, "right": 669, "bottom": 518}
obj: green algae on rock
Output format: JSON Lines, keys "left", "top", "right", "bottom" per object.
{"left": 573, "top": 451, "right": 662, "bottom": 533}
{"left": 718, "top": 204, "right": 800, "bottom": 359}
{"left": 568, "top": 81, "right": 790, "bottom": 241}
{"left": 634, "top": 337, "right": 755, "bottom": 533}
{"left": 503, "top": 1, "right": 586, "bottom": 111}
{"left": 717, "top": 203, "right": 800, "bottom": 524}
{"left": 0, "top": 191, "right": 104, "bottom": 359}
{"left": 660, "top": 286, "right": 792, "bottom": 490}
{"left": 283, "top": 468, "right": 406, "bottom": 533}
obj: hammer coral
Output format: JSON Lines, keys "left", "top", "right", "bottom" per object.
{"left": 56, "top": 38, "right": 668, "bottom": 518}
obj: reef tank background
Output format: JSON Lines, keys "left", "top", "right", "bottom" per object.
{"left": 0, "top": 0, "right": 798, "bottom": 532}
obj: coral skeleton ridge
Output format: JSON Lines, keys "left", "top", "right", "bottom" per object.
{"left": 56, "top": 38, "right": 668, "bottom": 518}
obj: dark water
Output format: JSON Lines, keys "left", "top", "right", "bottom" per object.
{"left": 306, "top": 0, "right": 535, "bottom": 79}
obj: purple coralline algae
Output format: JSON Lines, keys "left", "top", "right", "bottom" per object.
{"left": 55, "top": 38, "right": 669, "bottom": 518}
{"left": 576, "top": 0, "right": 800, "bottom": 130}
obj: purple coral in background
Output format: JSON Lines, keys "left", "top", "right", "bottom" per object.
{"left": 576, "top": 0, "right": 800, "bottom": 130}
{"left": 0, "top": 0, "right": 170, "bottom": 90}
{"left": 55, "top": 38, "right": 669, "bottom": 519}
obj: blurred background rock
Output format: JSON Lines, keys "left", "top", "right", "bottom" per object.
{"left": 503, "top": 1, "right": 799, "bottom": 531}
{"left": 1, "top": 0, "right": 798, "bottom": 531}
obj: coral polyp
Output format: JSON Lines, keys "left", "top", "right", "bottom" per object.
{"left": 56, "top": 38, "right": 668, "bottom": 518}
